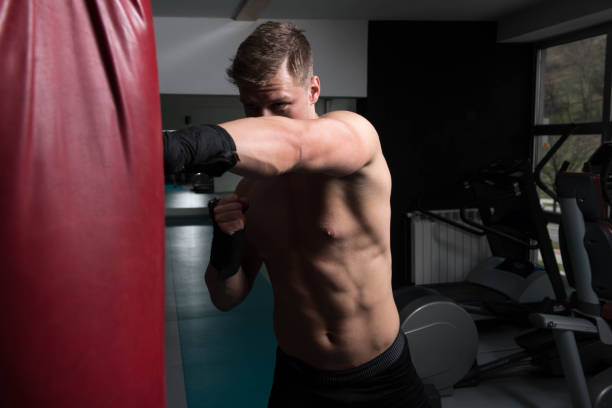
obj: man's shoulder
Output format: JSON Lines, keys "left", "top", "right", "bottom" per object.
{"left": 320, "top": 110, "right": 378, "bottom": 143}
{"left": 321, "top": 110, "right": 371, "bottom": 127}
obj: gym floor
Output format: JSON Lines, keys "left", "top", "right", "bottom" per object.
{"left": 164, "top": 187, "right": 573, "bottom": 408}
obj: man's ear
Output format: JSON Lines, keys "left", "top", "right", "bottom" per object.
{"left": 308, "top": 76, "right": 320, "bottom": 104}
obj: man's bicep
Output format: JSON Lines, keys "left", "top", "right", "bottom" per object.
{"left": 299, "top": 112, "right": 379, "bottom": 176}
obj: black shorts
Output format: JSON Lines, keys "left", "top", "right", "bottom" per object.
{"left": 268, "top": 331, "right": 431, "bottom": 408}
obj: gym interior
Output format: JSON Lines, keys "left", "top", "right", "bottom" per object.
{"left": 2, "top": 1, "right": 612, "bottom": 407}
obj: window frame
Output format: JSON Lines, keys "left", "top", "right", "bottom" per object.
{"left": 532, "top": 22, "right": 612, "bottom": 144}
{"left": 527, "top": 25, "right": 612, "bottom": 274}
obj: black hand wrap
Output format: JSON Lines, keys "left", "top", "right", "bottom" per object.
{"left": 163, "top": 124, "right": 239, "bottom": 177}
{"left": 208, "top": 198, "right": 246, "bottom": 280}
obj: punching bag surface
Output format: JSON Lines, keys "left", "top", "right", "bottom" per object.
{"left": 0, "top": 1, "right": 165, "bottom": 407}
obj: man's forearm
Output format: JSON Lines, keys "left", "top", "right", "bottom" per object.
{"left": 219, "top": 116, "right": 304, "bottom": 178}
{"left": 204, "top": 265, "right": 250, "bottom": 312}
{"left": 163, "top": 117, "right": 303, "bottom": 178}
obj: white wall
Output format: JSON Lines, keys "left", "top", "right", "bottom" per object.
{"left": 154, "top": 17, "right": 368, "bottom": 97}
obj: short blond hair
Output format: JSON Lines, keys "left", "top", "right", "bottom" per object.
{"left": 227, "top": 21, "right": 313, "bottom": 88}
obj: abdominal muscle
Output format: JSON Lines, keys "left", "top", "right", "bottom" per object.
{"left": 243, "top": 167, "right": 398, "bottom": 370}
{"left": 267, "top": 248, "right": 400, "bottom": 371}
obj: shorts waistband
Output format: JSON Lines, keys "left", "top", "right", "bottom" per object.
{"left": 277, "top": 331, "right": 407, "bottom": 385}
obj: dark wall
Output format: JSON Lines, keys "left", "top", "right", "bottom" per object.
{"left": 362, "top": 21, "right": 535, "bottom": 286}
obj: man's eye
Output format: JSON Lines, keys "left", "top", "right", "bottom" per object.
{"left": 273, "top": 103, "right": 288, "bottom": 110}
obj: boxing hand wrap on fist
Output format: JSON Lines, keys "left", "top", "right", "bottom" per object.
{"left": 208, "top": 195, "right": 248, "bottom": 280}
{"left": 163, "top": 124, "right": 240, "bottom": 177}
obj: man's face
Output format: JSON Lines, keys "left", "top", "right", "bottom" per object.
{"left": 239, "top": 62, "right": 320, "bottom": 120}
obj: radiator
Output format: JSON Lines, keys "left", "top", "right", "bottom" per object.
{"left": 409, "top": 209, "right": 492, "bottom": 285}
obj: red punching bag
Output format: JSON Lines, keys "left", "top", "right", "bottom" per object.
{"left": 0, "top": 1, "right": 165, "bottom": 407}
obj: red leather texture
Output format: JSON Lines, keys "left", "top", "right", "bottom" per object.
{"left": 0, "top": 1, "right": 165, "bottom": 407}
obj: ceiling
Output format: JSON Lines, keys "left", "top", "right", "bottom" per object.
{"left": 150, "top": 0, "right": 549, "bottom": 22}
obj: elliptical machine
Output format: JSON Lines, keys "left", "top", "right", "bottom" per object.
{"left": 396, "top": 156, "right": 568, "bottom": 396}
{"left": 398, "top": 135, "right": 612, "bottom": 407}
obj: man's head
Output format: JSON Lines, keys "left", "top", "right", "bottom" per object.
{"left": 227, "top": 22, "right": 320, "bottom": 119}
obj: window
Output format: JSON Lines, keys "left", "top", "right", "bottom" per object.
{"left": 532, "top": 26, "right": 612, "bottom": 274}
{"left": 533, "top": 28, "right": 612, "bottom": 201}
{"left": 536, "top": 35, "right": 606, "bottom": 125}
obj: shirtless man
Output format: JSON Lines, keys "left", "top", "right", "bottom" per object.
{"left": 163, "top": 22, "right": 429, "bottom": 408}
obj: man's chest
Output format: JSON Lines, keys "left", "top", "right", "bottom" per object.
{"left": 242, "top": 176, "right": 355, "bottom": 258}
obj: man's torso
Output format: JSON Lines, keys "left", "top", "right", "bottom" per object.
{"left": 240, "top": 152, "right": 399, "bottom": 370}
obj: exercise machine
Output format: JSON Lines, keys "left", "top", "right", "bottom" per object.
{"left": 396, "top": 156, "right": 568, "bottom": 396}
{"left": 416, "top": 159, "right": 565, "bottom": 318}
{"left": 397, "top": 136, "right": 612, "bottom": 405}
{"left": 529, "top": 140, "right": 612, "bottom": 407}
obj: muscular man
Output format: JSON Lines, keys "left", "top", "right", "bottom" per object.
{"left": 164, "top": 22, "right": 430, "bottom": 407}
